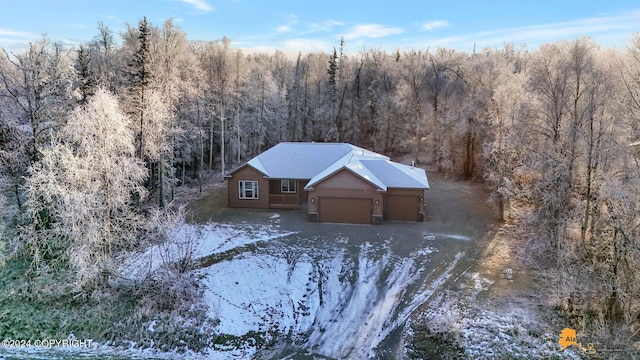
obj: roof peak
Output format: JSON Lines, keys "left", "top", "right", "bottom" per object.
{"left": 276, "top": 142, "right": 353, "bottom": 146}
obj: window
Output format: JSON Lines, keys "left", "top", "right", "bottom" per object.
{"left": 239, "top": 180, "right": 259, "bottom": 199}
{"left": 281, "top": 179, "right": 296, "bottom": 193}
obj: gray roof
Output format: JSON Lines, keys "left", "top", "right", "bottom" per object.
{"left": 229, "top": 142, "right": 429, "bottom": 191}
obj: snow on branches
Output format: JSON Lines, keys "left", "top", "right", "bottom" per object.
{"left": 22, "top": 88, "right": 146, "bottom": 288}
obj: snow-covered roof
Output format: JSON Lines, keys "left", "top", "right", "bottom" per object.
{"left": 228, "top": 142, "right": 429, "bottom": 191}
{"left": 305, "top": 151, "right": 389, "bottom": 191}
{"left": 360, "top": 160, "right": 430, "bottom": 189}
{"left": 247, "top": 142, "right": 359, "bottom": 179}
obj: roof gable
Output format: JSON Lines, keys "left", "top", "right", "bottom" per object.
{"left": 305, "top": 152, "right": 387, "bottom": 191}
{"left": 309, "top": 167, "right": 382, "bottom": 190}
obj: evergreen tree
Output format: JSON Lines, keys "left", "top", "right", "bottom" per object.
{"left": 325, "top": 48, "right": 339, "bottom": 141}
{"left": 76, "top": 44, "right": 97, "bottom": 104}
{"left": 128, "top": 16, "right": 152, "bottom": 160}
{"left": 288, "top": 52, "right": 304, "bottom": 141}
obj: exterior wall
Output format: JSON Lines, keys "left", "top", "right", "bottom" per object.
{"left": 297, "top": 180, "right": 309, "bottom": 204}
{"left": 227, "top": 166, "right": 270, "bottom": 209}
{"left": 307, "top": 169, "right": 384, "bottom": 223}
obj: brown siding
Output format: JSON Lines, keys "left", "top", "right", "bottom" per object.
{"left": 227, "top": 166, "right": 269, "bottom": 209}
{"left": 314, "top": 169, "right": 372, "bottom": 189}
{"left": 307, "top": 169, "right": 383, "bottom": 223}
{"left": 297, "top": 180, "right": 309, "bottom": 203}
{"left": 269, "top": 180, "right": 281, "bottom": 194}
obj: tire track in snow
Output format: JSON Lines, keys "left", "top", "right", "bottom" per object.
{"left": 305, "top": 244, "right": 465, "bottom": 359}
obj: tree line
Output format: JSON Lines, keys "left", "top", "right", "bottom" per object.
{"left": 0, "top": 17, "right": 639, "bottom": 342}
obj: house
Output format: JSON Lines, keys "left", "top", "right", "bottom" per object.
{"left": 224, "top": 142, "right": 430, "bottom": 225}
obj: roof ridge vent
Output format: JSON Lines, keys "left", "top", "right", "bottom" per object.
{"left": 346, "top": 151, "right": 355, "bottom": 165}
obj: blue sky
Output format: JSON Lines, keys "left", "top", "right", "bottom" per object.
{"left": 1, "top": 0, "right": 639, "bottom": 54}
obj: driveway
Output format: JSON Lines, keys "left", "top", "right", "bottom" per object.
{"left": 187, "top": 172, "right": 498, "bottom": 359}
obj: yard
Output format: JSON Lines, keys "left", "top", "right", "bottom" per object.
{"left": 0, "top": 172, "right": 579, "bottom": 359}
{"left": 185, "top": 172, "right": 511, "bottom": 358}
{"left": 185, "top": 171, "right": 584, "bottom": 359}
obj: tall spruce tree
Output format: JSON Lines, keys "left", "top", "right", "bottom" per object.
{"left": 326, "top": 48, "right": 339, "bottom": 141}
{"left": 76, "top": 44, "right": 97, "bottom": 104}
{"left": 129, "top": 16, "right": 152, "bottom": 161}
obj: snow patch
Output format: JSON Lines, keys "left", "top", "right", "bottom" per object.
{"left": 200, "top": 253, "right": 315, "bottom": 337}
{"left": 412, "top": 246, "right": 437, "bottom": 256}
{"left": 422, "top": 232, "right": 471, "bottom": 241}
{"left": 121, "top": 222, "right": 297, "bottom": 279}
{"left": 469, "top": 272, "right": 494, "bottom": 294}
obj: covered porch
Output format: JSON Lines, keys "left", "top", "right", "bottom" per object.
{"left": 268, "top": 179, "right": 308, "bottom": 209}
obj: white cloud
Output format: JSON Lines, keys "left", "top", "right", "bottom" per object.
{"left": 236, "top": 38, "right": 333, "bottom": 58}
{"left": 276, "top": 14, "right": 299, "bottom": 34}
{"left": 422, "top": 20, "right": 449, "bottom": 31}
{"left": 343, "top": 24, "right": 403, "bottom": 40}
{"left": 0, "top": 28, "right": 38, "bottom": 51}
{"left": 277, "top": 25, "right": 293, "bottom": 33}
{"left": 420, "top": 10, "right": 640, "bottom": 51}
{"left": 282, "top": 38, "right": 333, "bottom": 52}
{"left": 176, "top": 0, "right": 214, "bottom": 13}
{"left": 0, "top": 28, "right": 34, "bottom": 38}
{"left": 307, "top": 20, "right": 344, "bottom": 33}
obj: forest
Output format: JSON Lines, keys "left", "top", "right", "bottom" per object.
{"left": 0, "top": 16, "right": 639, "bottom": 354}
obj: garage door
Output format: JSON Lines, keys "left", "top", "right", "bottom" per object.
{"left": 319, "top": 198, "right": 372, "bottom": 224}
{"left": 387, "top": 195, "right": 418, "bottom": 221}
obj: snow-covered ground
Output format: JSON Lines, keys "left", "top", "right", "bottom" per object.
{"left": 121, "top": 216, "right": 297, "bottom": 279}
{"left": 0, "top": 214, "right": 486, "bottom": 360}
{"left": 6, "top": 173, "right": 550, "bottom": 360}
{"left": 410, "top": 272, "right": 583, "bottom": 360}
{"left": 116, "top": 212, "right": 458, "bottom": 359}
{"left": 197, "top": 226, "right": 456, "bottom": 359}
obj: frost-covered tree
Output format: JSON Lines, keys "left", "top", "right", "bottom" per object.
{"left": 0, "top": 36, "right": 75, "bottom": 162}
{"left": 198, "top": 37, "right": 233, "bottom": 174}
{"left": 359, "top": 49, "right": 400, "bottom": 153}
{"left": 229, "top": 48, "right": 248, "bottom": 166}
{"left": 88, "top": 21, "right": 117, "bottom": 90}
{"left": 397, "top": 49, "right": 428, "bottom": 158}
{"left": 0, "top": 105, "right": 30, "bottom": 211}
{"left": 142, "top": 89, "right": 175, "bottom": 208}
{"left": 22, "top": 88, "right": 146, "bottom": 288}
{"left": 481, "top": 45, "right": 530, "bottom": 221}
